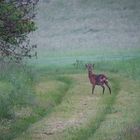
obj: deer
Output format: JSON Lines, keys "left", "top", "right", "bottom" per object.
{"left": 86, "top": 64, "right": 111, "bottom": 94}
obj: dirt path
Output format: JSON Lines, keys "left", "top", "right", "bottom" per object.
{"left": 14, "top": 74, "right": 138, "bottom": 140}
{"left": 15, "top": 73, "right": 118, "bottom": 140}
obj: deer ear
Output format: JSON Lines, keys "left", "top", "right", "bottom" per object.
{"left": 93, "top": 64, "right": 95, "bottom": 67}
{"left": 85, "top": 64, "right": 88, "bottom": 68}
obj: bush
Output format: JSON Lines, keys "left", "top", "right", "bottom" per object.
{"left": 0, "top": 62, "right": 35, "bottom": 119}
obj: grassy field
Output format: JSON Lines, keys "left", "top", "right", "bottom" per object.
{"left": 0, "top": 0, "right": 140, "bottom": 140}
{"left": 1, "top": 58, "right": 139, "bottom": 140}
{"left": 14, "top": 60, "right": 140, "bottom": 140}
{"left": 0, "top": 59, "right": 140, "bottom": 140}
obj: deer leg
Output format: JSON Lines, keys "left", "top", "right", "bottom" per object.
{"left": 92, "top": 85, "right": 95, "bottom": 94}
{"left": 101, "top": 85, "right": 105, "bottom": 94}
{"left": 105, "top": 82, "right": 111, "bottom": 94}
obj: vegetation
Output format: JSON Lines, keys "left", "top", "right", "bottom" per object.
{"left": 0, "top": 0, "right": 38, "bottom": 61}
{"left": 6, "top": 58, "right": 138, "bottom": 140}
{"left": 0, "top": 1, "right": 39, "bottom": 137}
{"left": 0, "top": 58, "right": 140, "bottom": 140}
{"left": 0, "top": 1, "right": 39, "bottom": 138}
{"left": 0, "top": 0, "right": 140, "bottom": 140}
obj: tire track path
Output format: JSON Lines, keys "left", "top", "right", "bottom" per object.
{"left": 15, "top": 74, "right": 120, "bottom": 140}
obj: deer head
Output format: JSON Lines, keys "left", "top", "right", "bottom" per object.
{"left": 85, "top": 64, "right": 94, "bottom": 72}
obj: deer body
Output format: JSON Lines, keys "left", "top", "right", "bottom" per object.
{"left": 86, "top": 64, "right": 111, "bottom": 94}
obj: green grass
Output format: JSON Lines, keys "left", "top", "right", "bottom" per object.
{"left": 0, "top": 57, "right": 140, "bottom": 140}
{"left": 94, "top": 58, "right": 140, "bottom": 80}
{"left": 33, "top": 57, "right": 140, "bottom": 81}
{"left": 1, "top": 0, "right": 140, "bottom": 139}
{"left": 57, "top": 77, "right": 120, "bottom": 140}
{"left": 0, "top": 61, "right": 76, "bottom": 140}
{"left": 87, "top": 77, "right": 140, "bottom": 140}
{"left": 15, "top": 57, "right": 140, "bottom": 140}
{"left": 0, "top": 63, "right": 37, "bottom": 140}
{"left": 0, "top": 63, "right": 35, "bottom": 119}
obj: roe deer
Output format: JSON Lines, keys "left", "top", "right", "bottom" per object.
{"left": 86, "top": 64, "right": 111, "bottom": 94}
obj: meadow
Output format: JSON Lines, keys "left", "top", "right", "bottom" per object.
{"left": 0, "top": 0, "right": 140, "bottom": 140}
{"left": 0, "top": 57, "right": 140, "bottom": 140}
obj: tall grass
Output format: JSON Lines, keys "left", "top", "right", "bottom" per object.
{"left": 36, "top": 58, "right": 140, "bottom": 81}
{"left": 0, "top": 61, "right": 75, "bottom": 140}
{"left": 0, "top": 62, "right": 37, "bottom": 139}
{"left": 0, "top": 62, "right": 35, "bottom": 119}
{"left": 95, "top": 58, "right": 140, "bottom": 80}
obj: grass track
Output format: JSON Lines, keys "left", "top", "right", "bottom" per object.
{"left": 15, "top": 73, "right": 123, "bottom": 140}
{"left": 88, "top": 77, "right": 140, "bottom": 140}
{"left": 60, "top": 76, "right": 120, "bottom": 140}
{"left": 13, "top": 75, "right": 74, "bottom": 140}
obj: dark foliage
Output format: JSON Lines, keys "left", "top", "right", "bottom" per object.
{"left": 0, "top": 0, "right": 39, "bottom": 61}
